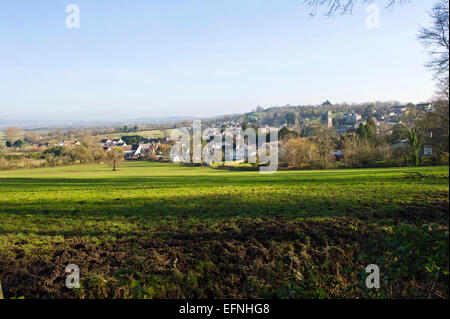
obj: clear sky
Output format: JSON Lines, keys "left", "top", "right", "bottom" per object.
{"left": 0, "top": 0, "right": 437, "bottom": 121}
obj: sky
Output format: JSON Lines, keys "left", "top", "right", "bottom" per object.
{"left": 0, "top": 0, "right": 438, "bottom": 121}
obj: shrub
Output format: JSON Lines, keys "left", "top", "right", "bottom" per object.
{"left": 281, "top": 138, "right": 320, "bottom": 168}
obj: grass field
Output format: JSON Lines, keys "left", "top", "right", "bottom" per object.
{"left": 0, "top": 162, "right": 448, "bottom": 298}
{"left": 97, "top": 129, "right": 164, "bottom": 140}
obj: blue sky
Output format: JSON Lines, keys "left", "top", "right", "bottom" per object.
{"left": 0, "top": 0, "right": 437, "bottom": 120}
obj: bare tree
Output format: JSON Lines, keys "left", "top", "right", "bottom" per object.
{"left": 426, "top": 98, "right": 449, "bottom": 156}
{"left": 24, "top": 132, "right": 41, "bottom": 144}
{"left": 303, "top": 0, "right": 405, "bottom": 16}
{"left": 418, "top": 1, "right": 449, "bottom": 157}
{"left": 4, "top": 127, "right": 23, "bottom": 143}
{"left": 108, "top": 148, "right": 124, "bottom": 171}
{"left": 281, "top": 138, "right": 320, "bottom": 168}
{"left": 418, "top": 0, "right": 449, "bottom": 98}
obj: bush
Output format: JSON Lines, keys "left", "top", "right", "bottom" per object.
{"left": 420, "top": 155, "right": 441, "bottom": 166}
{"left": 281, "top": 138, "right": 320, "bottom": 168}
{"left": 43, "top": 146, "right": 65, "bottom": 157}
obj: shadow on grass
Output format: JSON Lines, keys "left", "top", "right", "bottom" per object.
{"left": 0, "top": 191, "right": 447, "bottom": 238}
{"left": 0, "top": 173, "right": 446, "bottom": 192}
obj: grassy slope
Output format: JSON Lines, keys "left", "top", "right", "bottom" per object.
{"left": 96, "top": 129, "right": 164, "bottom": 139}
{"left": 0, "top": 162, "right": 448, "bottom": 298}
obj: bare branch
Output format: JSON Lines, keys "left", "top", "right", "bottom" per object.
{"left": 303, "top": 0, "right": 407, "bottom": 16}
{"left": 418, "top": 0, "right": 449, "bottom": 98}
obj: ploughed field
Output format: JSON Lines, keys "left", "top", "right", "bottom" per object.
{"left": 0, "top": 162, "right": 448, "bottom": 298}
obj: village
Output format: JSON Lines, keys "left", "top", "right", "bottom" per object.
{"left": 0, "top": 101, "right": 440, "bottom": 171}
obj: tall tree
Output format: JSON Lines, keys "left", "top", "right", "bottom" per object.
{"left": 285, "top": 112, "right": 296, "bottom": 126}
{"left": 408, "top": 128, "right": 422, "bottom": 167}
{"left": 418, "top": 0, "right": 449, "bottom": 98}
{"left": 418, "top": 1, "right": 449, "bottom": 157}
{"left": 311, "top": 125, "right": 336, "bottom": 168}
{"left": 279, "top": 126, "right": 299, "bottom": 142}
{"left": 402, "top": 108, "right": 427, "bottom": 166}
{"left": 4, "top": 127, "right": 22, "bottom": 144}
{"left": 357, "top": 118, "right": 376, "bottom": 141}
{"left": 108, "top": 148, "right": 124, "bottom": 171}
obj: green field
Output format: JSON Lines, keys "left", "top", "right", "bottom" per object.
{"left": 0, "top": 162, "right": 448, "bottom": 298}
{"left": 98, "top": 129, "right": 164, "bottom": 140}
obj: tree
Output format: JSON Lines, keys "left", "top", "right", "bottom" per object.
{"left": 121, "top": 135, "right": 143, "bottom": 145}
{"left": 425, "top": 98, "right": 449, "bottom": 157}
{"left": 408, "top": 127, "right": 422, "bottom": 167}
{"left": 357, "top": 117, "right": 377, "bottom": 141}
{"left": 418, "top": 0, "right": 449, "bottom": 159}
{"left": 92, "top": 149, "right": 108, "bottom": 163}
{"left": 24, "top": 132, "right": 40, "bottom": 144}
{"left": 402, "top": 108, "right": 426, "bottom": 166}
{"left": 282, "top": 138, "right": 320, "bottom": 168}
{"left": 311, "top": 125, "right": 336, "bottom": 168}
{"left": 80, "top": 135, "right": 96, "bottom": 149}
{"left": 43, "top": 146, "right": 64, "bottom": 157}
{"left": 389, "top": 124, "right": 409, "bottom": 144}
{"left": 108, "top": 148, "right": 123, "bottom": 171}
{"left": 4, "top": 127, "right": 22, "bottom": 143}
{"left": 13, "top": 140, "right": 24, "bottom": 148}
{"left": 279, "top": 126, "right": 299, "bottom": 142}
{"left": 303, "top": 0, "right": 405, "bottom": 16}
{"left": 418, "top": 0, "right": 449, "bottom": 98}
{"left": 341, "top": 133, "right": 378, "bottom": 167}
{"left": 285, "top": 112, "right": 296, "bottom": 125}
{"left": 341, "top": 134, "right": 360, "bottom": 168}
{"left": 67, "top": 146, "right": 92, "bottom": 164}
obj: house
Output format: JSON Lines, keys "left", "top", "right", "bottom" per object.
{"left": 394, "top": 106, "right": 408, "bottom": 115}
{"left": 112, "top": 138, "right": 126, "bottom": 146}
{"left": 344, "top": 111, "right": 361, "bottom": 124}
{"left": 140, "top": 142, "right": 162, "bottom": 157}
{"left": 423, "top": 145, "right": 433, "bottom": 156}
{"left": 124, "top": 144, "right": 142, "bottom": 160}
{"left": 330, "top": 150, "right": 343, "bottom": 159}
{"left": 417, "top": 103, "right": 434, "bottom": 113}
{"left": 393, "top": 139, "right": 409, "bottom": 148}
{"left": 101, "top": 139, "right": 112, "bottom": 145}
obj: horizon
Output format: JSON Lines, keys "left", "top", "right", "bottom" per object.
{"left": 0, "top": 99, "right": 432, "bottom": 127}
